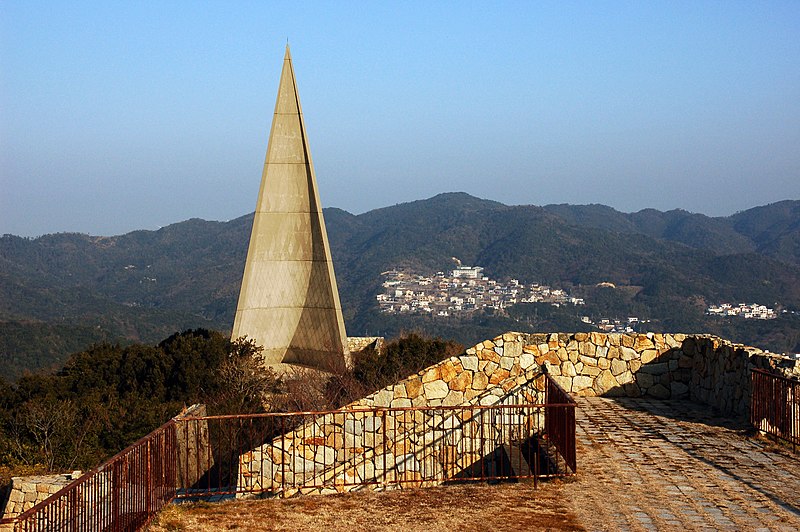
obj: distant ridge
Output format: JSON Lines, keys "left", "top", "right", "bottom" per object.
{"left": 2, "top": 193, "right": 800, "bottom": 379}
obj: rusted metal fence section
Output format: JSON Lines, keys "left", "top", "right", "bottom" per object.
{"left": 4, "top": 374, "right": 576, "bottom": 530}
{"left": 181, "top": 374, "right": 576, "bottom": 498}
{"left": 544, "top": 372, "right": 577, "bottom": 472}
{"left": 751, "top": 368, "right": 800, "bottom": 452}
{"left": 9, "top": 419, "right": 177, "bottom": 531}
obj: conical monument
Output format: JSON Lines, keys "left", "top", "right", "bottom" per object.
{"left": 232, "top": 45, "right": 348, "bottom": 372}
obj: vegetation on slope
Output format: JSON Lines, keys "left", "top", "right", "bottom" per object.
{"left": 2, "top": 194, "right": 800, "bottom": 379}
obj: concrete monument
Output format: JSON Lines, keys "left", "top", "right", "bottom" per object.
{"left": 232, "top": 46, "right": 348, "bottom": 372}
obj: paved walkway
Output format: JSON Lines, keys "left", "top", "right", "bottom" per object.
{"left": 569, "top": 397, "right": 800, "bottom": 531}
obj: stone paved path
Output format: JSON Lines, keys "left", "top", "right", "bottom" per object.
{"left": 569, "top": 397, "right": 800, "bottom": 531}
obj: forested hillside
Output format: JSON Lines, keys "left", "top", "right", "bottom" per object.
{"left": 2, "top": 193, "right": 800, "bottom": 379}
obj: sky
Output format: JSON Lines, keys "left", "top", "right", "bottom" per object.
{"left": 2, "top": 1, "right": 799, "bottom": 237}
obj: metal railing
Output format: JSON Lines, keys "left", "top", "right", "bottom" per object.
{"left": 544, "top": 372, "right": 577, "bottom": 472}
{"left": 6, "top": 419, "right": 177, "bottom": 531}
{"left": 751, "top": 368, "right": 800, "bottom": 452}
{"left": 2, "top": 374, "right": 576, "bottom": 530}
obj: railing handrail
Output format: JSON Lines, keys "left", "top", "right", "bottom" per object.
{"left": 750, "top": 367, "right": 799, "bottom": 453}
{"left": 9, "top": 417, "right": 179, "bottom": 528}
{"left": 751, "top": 367, "right": 800, "bottom": 384}
{"left": 178, "top": 401, "right": 576, "bottom": 422}
{"left": 6, "top": 373, "right": 578, "bottom": 530}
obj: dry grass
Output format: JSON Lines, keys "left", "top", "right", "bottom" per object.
{"left": 148, "top": 481, "right": 582, "bottom": 531}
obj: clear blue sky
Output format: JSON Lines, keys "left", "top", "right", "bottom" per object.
{"left": 2, "top": 1, "right": 799, "bottom": 237}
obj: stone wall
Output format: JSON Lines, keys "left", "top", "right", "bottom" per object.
{"left": 345, "top": 336, "right": 384, "bottom": 368}
{"left": 1, "top": 471, "right": 81, "bottom": 528}
{"left": 238, "top": 333, "right": 543, "bottom": 496}
{"left": 237, "top": 330, "right": 799, "bottom": 497}
{"left": 529, "top": 332, "right": 800, "bottom": 417}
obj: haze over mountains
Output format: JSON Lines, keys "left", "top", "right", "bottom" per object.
{"left": 2, "top": 193, "right": 799, "bottom": 380}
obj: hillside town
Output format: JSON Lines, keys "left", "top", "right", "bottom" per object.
{"left": 706, "top": 302, "right": 777, "bottom": 320}
{"left": 581, "top": 316, "right": 649, "bottom": 334}
{"left": 377, "top": 264, "right": 585, "bottom": 317}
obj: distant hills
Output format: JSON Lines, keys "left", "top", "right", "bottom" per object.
{"left": 2, "top": 193, "right": 800, "bottom": 380}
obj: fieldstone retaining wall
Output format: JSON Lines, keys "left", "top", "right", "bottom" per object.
{"left": 528, "top": 332, "right": 800, "bottom": 417}
{"left": 1, "top": 471, "right": 81, "bottom": 528}
{"left": 238, "top": 331, "right": 799, "bottom": 497}
{"left": 238, "top": 333, "right": 544, "bottom": 496}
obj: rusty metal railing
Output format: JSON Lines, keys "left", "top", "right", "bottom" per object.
{"left": 2, "top": 374, "right": 577, "bottom": 530}
{"left": 751, "top": 368, "right": 800, "bottom": 452}
{"left": 178, "top": 374, "right": 576, "bottom": 498}
{"left": 544, "top": 373, "right": 577, "bottom": 472}
{"left": 5, "top": 419, "right": 177, "bottom": 531}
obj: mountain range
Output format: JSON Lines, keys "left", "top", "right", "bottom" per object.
{"left": 2, "top": 193, "right": 799, "bottom": 380}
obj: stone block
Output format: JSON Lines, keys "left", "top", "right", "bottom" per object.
{"left": 374, "top": 389, "right": 393, "bottom": 408}
{"left": 545, "top": 362, "right": 561, "bottom": 376}
{"left": 449, "top": 371, "right": 472, "bottom": 392}
{"left": 636, "top": 372, "right": 655, "bottom": 389}
{"left": 478, "top": 349, "right": 500, "bottom": 363}
{"left": 440, "top": 362, "right": 458, "bottom": 382}
{"left": 610, "top": 358, "right": 627, "bottom": 376}
{"left": 538, "top": 343, "right": 550, "bottom": 354}
{"left": 314, "top": 446, "right": 335, "bottom": 466}
{"left": 621, "top": 334, "right": 635, "bottom": 348}
{"left": 442, "top": 390, "right": 465, "bottom": 407}
{"left": 572, "top": 375, "right": 593, "bottom": 392}
{"left": 550, "top": 375, "right": 573, "bottom": 392}
{"left": 623, "top": 382, "right": 641, "bottom": 397}
{"left": 422, "top": 366, "right": 442, "bottom": 383}
{"left": 405, "top": 378, "right": 423, "bottom": 399}
{"left": 620, "top": 346, "right": 638, "bottom": 361}
{"left": 471, "top": 372, "right": 488, "bottom": 390}
{"left": 479, "top": 394, "right": 500, "bottom": 406}
{"left": 561, "top": 360, "right": 577, "bottom": 377}
{"left": 504, "top": 340, "right": 522, "bottom": 358}
{"left": 634, "top": 335, "right": 655, "bottom": 351}
{"left": 647, "top": 383, "right": 670, "bottom": 399}
{"left": 519, "top": 352, "right": 536, "bottom": 370}
{"left": 641, "top": 349, "right": 658, "bottom": 364}
{"left": 594, "top": 370, "right": 618, "bottom": 395}
{"left": 344, "top": 419, "right": 363, "bottom": 435}
{"left": 489, "top": 368, "right": 510, "bottom": 384}
{"left": 580, "top": 365, "right": 601, "bottom": 377}
{"left": 616, "top": 370, "right": 634, "bottom": 385}
{"left": 423, "top": 380, "right": 449, "bottom": 400}
{"left": 670, "top": 382, "right": 689, "bottom": 397}
{"left": 459, "top": 355, "right": 479, "bottom": 372}
{"left": 638, "top": 362, "right": 669, "bottom": 375}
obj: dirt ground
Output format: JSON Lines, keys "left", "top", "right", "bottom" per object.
{"left": 148, "top": 481, "right": 583, "bottom": 532}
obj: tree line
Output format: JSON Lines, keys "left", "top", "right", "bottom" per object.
{"left": 0, "top": 329, "right": 461, "bottom": 491}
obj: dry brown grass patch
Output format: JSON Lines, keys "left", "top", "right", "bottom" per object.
{"left": 148, "top": 481, "right": 582, "bottom": 531}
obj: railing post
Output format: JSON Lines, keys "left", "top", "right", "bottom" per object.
{"left": 146, "top": 439, "right": 152, "bottom": 521}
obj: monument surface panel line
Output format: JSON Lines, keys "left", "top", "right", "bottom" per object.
{"left": 232, "top": 45, "right": 348, "bottom": 372}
